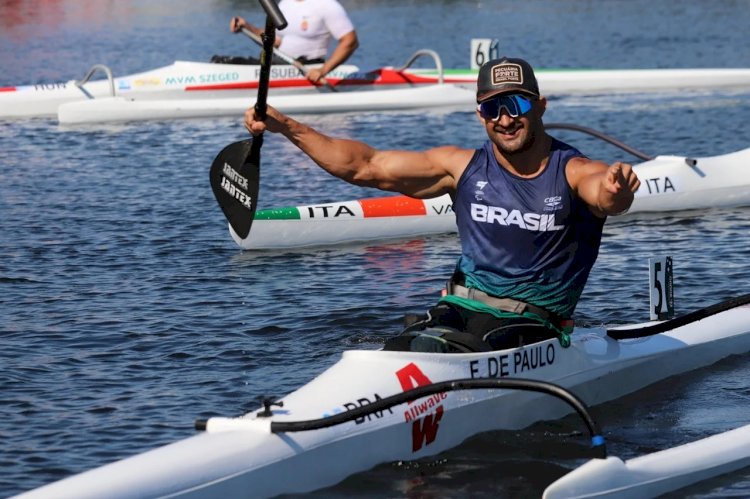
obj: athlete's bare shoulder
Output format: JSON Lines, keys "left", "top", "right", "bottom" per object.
{"left": 424, "top": 145, "right": 476, "bottom": 179}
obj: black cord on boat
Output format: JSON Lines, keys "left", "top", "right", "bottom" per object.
{"left": 269, "top": 377, "right": 607, "bottom": 459}
{"left": 545, "top": 123, "right": 654, "bottom": 161}
{"left": 608, "top": 293, "right": 750, "bottom": 340}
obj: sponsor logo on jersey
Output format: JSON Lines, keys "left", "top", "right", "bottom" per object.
{"left": 544, "top": 196, "right": 563, "bottom": 211}
{"left": 471, "top": 203, "right": 564, "bottom": 231}
{"left": 474, "top": 180, "right": 488, "bottom": 201}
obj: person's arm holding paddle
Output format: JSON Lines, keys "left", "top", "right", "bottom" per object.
{"left": 244, "top": 105, "right": 469, "bottom": 199}
{"left": 306, "top": 30, "right": 358, "bottom": 84}
{"left": 231, "top": 16, "right": 282, "bottom": 48}
{"left": 231, "top": 16, "right": 255, "bottom": 34}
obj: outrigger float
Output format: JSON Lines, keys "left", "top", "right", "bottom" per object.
{"left": 13, "top": 294, "right": 750, "bottom": 498}
{"left": 229, "top": 123, "right": 750, "bottom": 250}
{"left": 544, "top": 422, "right": 750, "bottom": 498}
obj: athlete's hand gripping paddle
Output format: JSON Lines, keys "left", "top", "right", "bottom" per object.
{"left": 239, "top": 27, "right": 337, "bottom": 91}
{"left": 209, "top": 0, "right": 287, "bottom": 240}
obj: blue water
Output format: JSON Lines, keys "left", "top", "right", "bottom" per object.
{"left": 2, "top": 0, "right": 750, "bottom": 497}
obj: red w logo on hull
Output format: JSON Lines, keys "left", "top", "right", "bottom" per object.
{"left": 411, "top": 405, "right": 444, "bottom": 451}
{"left": 395, "top": 362, "right": 447, "bottom": 452}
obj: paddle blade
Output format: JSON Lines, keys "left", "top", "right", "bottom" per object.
{"left": 209, "top": 139, "right": 261, "bottom": 239}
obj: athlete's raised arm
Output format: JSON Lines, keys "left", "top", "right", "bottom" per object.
{"left": 244, "top": 105, "right": 472, "bottom": 199}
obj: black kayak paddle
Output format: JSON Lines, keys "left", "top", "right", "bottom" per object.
{"left": 209, "top": 0, "right": 287, "bottom": 239}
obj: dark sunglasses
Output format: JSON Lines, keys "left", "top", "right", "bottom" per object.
{"left": 477, "top": 94, "right": 535, "bottom": 120}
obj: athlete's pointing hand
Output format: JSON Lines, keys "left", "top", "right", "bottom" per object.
{"left": 604, "top": 162, "right": 640, "bottom": 194}
{"left": 596, "top": 161, "right": 640, "bottom": 216}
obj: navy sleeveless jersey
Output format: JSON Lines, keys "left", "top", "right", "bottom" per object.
{"left": 453, "top": 138, "right": 605, "bottom": 317}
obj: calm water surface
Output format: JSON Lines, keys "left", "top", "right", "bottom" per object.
{"left": 2, "top": 0, "right": 750, "bottom": 497}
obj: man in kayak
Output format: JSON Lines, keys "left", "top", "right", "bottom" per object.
{"left": 213, "top": 0, "right": 359, "bottom": 85}
{"left": 243, "top": 57, "right": 640, "bottom": 352}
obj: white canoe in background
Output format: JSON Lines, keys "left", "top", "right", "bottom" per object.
{"left": 543, "top": 423, "right": 750, "bottom": 499}
{"left": 4, "top": 48, "right": 750, "bottom": 123}
{"left": 233, "top": 192, "right": 457, "bottom": 250}
{"left": 534, "top": 67, "right": 750, "bottom": 94}
{"left": 231, "top": 144, "right": 750, "bottom": 250}
{"left": 13, "top": 296, "right": 750, "bottom": 498}
{"left": 0, "top": 61, "right": 361, "bottom": 119}
{"left": 56, "top": 84, "right": 476, "bottom": 124}
{"left": 51, "top": 66, "right": 750, "bottom": 124}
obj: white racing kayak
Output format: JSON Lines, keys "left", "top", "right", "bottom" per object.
{"left": 53, "top": 66, "right": 750, "bottom": 124}
{"left": 14, "top": 295, "right": 750, "bottom": 498}
{"left": 230, "top": 125, "right": 750, "bottom": 250}
{"left": 0, "top": 60, "right": 363, "bottom": 119}
{"left": 56, "top": 83, "right": 476, "bottom": 124}
{"left": 4, "top": 49, "right": 750, "bottom": 123}
{"left": 43, "top": 66, "right": 750, "bottom": 124}
{"left": 239, "top": 193, "right": 456, "bottom": 250}
{"left": 544, "top": 423, "right": 750, "bottom": 498}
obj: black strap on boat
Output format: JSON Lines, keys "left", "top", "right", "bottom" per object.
{"left": 545, "top": 123, "right": 654, "bottom": 161}
{"left": 608, "top": 293, "right": 750, "bottom": 340}
{"left": 268, "top": 377, "right": 607, "bottom": 459}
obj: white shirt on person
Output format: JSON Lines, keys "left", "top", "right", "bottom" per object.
{"left": 278, "top": 0, "right": 355, "bottom": 60}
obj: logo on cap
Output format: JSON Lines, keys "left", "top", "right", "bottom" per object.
{"left": 491, "top": 63, "right": 523, "bottom": 86}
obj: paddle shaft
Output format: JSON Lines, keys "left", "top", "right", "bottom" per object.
{"left": 208, "top": 0, "right": 287, "bottom": 240}
{"left": 259, "top": 0, "right": 287, "bottom": 29}
{"left": 254, "top": 20, "right": 276, "bottom": 120}
{"left": 251, "top": 3, "right": 286, "bottom": 155}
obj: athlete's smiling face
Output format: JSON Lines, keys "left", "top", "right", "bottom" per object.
{"left": 477, "top": 95, "right": 547, "bottom": 155}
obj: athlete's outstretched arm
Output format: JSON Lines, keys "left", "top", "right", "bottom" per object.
{"left": 245, "top": 105, "right": 471, "bottom": 199}
{"left": 567, "top": 157, "right": 641, "bottom": 216}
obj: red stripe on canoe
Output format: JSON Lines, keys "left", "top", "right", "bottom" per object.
{"left": 360, "top": 196, "right": 427, "bottom": 217}
{"left": 183, "top": 78, "right": 379, "bottom": 91}
{"left": 185, "top": 79, "right": 318, "bottom": 91}
{"left": 0, "top": 87, "right": 17, "bottom": 92}
{"left": 183, "top": 69, "right": 445, "bottom": 92}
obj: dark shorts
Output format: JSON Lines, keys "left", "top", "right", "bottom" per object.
{"left": 383, "top": 301, "right": 559, "bottom": 353}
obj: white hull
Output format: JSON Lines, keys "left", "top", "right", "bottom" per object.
{"left": 234, "top": 194, "right": 456, "bottom": 249}
{"left": 4, "top": 59, "right": 750, "bottom": 123}
{"left": 544, "top": 424, "right": 750, "bottom": 498}
{"left": 48, "top": 68, "right": 750, "bottom": 124}
{"left": 0, "top": 61, "right": 361, "bottom": 119}
{"left": 56, "top": 84, "right": 476, "bottom": 124}
{"left": 233, "top": 147, "right": 750, "bottom": 249}
{"left": 534, "top": 67, "right": 750, "bottom": 94}
{"left": 14, "top": 299, "right": 750, "bottom": 498}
